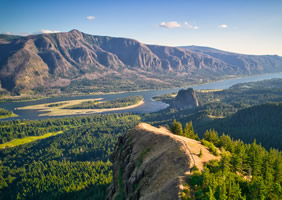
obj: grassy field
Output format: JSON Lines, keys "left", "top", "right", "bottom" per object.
{"left": 17, "top": 98, "right": 144, "bottom": 116}
{"left": 0, "top": 131, "right": 63, "bottom": 149}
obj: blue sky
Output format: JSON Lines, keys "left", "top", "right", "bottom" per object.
{"left": 1, "top": 0, "right": 282, "bottom": 55}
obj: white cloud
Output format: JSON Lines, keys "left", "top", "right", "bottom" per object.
{"left": 87, "top": 16, "right": 96, "bottom": 20}
{"left": 160, "top": 21, "right": 181, "bottom": 28}
{"left": 40, "top": 30, "right": 60, "bottom": 34}
{"left": 218, "top": 24, "right": 228, "bottom": 29}
{"left": 160, "top": 21, "right": 199, "bottom": 30}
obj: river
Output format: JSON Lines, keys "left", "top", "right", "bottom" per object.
{"left": 1, "top": 72, "right": 282, "bottom": 121}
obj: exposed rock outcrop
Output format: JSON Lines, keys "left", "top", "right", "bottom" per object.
{"left": 1, "top": 30, "right": 282, "bottom": 94}
{"left": 173, "top": 88, "right": 199, "bottom": 109}
{"left": 106, "top": 123, "right": 219, "bottom": 200}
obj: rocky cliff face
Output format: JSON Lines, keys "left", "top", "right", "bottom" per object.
{"left": 173, "top": 88, "right": 199, "bottom": 109}
{"left": 1, "top": 30, "right": 282, "bottom": 94}
{"left": 106, "top": 123, "right": 219, "bottom": 200}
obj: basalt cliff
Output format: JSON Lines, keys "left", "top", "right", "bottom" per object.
{"left": 173, "top": 88, "right": 199, "bottom": 109}
{"left": 106, "top": 123, "right": 219, "bottom": 200}
{"left": 1, "top": 30, "right": 282, "bottom": 95}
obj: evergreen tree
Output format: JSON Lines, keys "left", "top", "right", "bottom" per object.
{"left": 171, "top": 120, "right": 183, "bottom": 135}
{"left": 208, "top": 186, "right": 216, "bottom": 200}
{"left": 204, "top": 129, "right": 219, "bottom": 145}
{"left": 183, "top": 121, "right": 199, "bottom": 140}
{"left": 219, "top": 183, "right": 227, "bottom": 200}
{"left": 219, "top": 134, "right": 233, "bottom": 152}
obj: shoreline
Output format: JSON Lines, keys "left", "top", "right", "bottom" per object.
{"left": 1, "top": 72, "right": 282, "bottom": 103}
{"left": 39, "top": 99, "right": 145, "bottom": 116}
{"left": 17, "top": 99, "right": 145, "bottom": 117}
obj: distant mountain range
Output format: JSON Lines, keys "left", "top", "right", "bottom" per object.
{"left": 1, "top": 30, "right": 282, "bottom": 95}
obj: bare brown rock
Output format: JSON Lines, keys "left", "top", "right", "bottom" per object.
{"left": 107, "top": 123, "right": 219, "bottom": 200}
{"left": 173, "top": 88, "right": 199, "bottom": 109}
{"left": 1, "top": 30, "right": 282, "bottom": 94}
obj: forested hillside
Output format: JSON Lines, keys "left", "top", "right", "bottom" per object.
{"left": 147, "top": 79, "right": 282, "bottom": 150}
{"left": 197, "top": 102, "right": 282, "bottom": 150}
{"left": 0, "top": 113, "right": 140, "bottom": 200}
{"left": 0, "top": 114, "right": 132, "bottom": 144}
{"left": 1, "top": 78, "right": 282, "bottom": 199}
{"left": 0, "top": 112, "right": 281, "bottom": 199}
{"left": 179, "top": 123, "right": 282, "bottom": 200}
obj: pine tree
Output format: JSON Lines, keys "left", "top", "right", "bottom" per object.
{"left": 219, "top": 133, "right": 233, "bottom": 152}
{"left": 204, "top": 129, "right": 219, "bottom": 145}
{"left": 171, "top": 120, "right": 183, "bottom": 135}
{"left": 219, "top": 182, "right": 227, "bottom": 200}
{"left": 208, "top": 186, "right": 216, "bottom": 200}
{"left": 171, "top": 119, "right": 178, "bottom": 134}
{"left": 184, "top": 121, "right": 199, "bottom": 140}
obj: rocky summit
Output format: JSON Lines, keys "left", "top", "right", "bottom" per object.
{"left": 106, "top": 123, "right": 219, "bottom": 200}
{"left": 173, "top": 88, "right": 199, "bottom": 109}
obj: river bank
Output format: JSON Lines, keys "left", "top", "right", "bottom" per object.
{"left": 17, "top": 98, "right": 144, "bottom": 117}
{"left": 1, "top": 72, "right": 282, "bottom": 121}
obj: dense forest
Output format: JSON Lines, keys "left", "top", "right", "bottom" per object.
{"left": 1, "top": 78, "right": 282, "bottom": 199}
{"left": 1, "top": 114, "right": 281, "bottom": 199}
{"left": 197, "top": 102, "right": 282, "bottom": 150}
{"left": 0, "top": 113, "right": 140, "bottom": 144}
{"left": 0, "top": 113, "right": 140, "bottom": 200}
{"left": 65, "top": 96, "right": 143, "bottom": 109}
{"left": 171, "top": 120, "right": 282, "bottom": 200}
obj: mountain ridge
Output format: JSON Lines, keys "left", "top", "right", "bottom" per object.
{"left": 1, "top": 30, "right": 282, "bottom": 95}
{"left": 106, "top": 123, "right": 219, "bottom": 200}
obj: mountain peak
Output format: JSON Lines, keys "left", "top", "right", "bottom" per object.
{"left": 69, "top": 29, "right": 81, "bottom": 33}
{"left": 1, "top": 31, "right": 282, "bottom": 95}
{"left": 68, "top": 29, "right": 83, "bottom": 38}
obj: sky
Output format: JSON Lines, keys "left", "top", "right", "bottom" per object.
{"left": 1, "top": 0, "right": 282, "bottom": 56}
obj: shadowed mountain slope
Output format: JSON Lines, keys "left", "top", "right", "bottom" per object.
{"left": 1, "top": 30, "right": 282, "bottom": 94}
